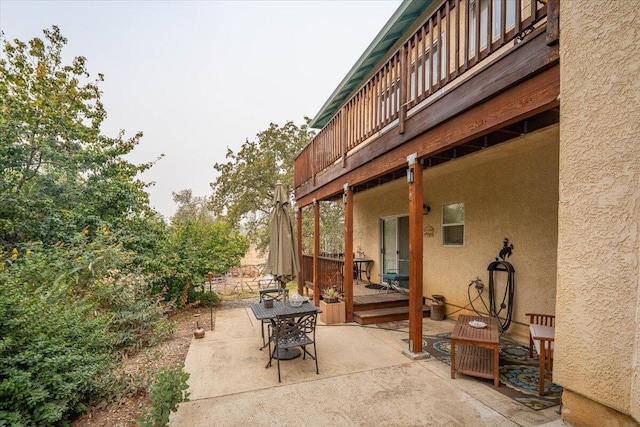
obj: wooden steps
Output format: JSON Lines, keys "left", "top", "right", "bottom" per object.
{"left": 352, "top": 292, "right": 430, "bottom": 325}
{"left": 353, "top": 303, "right": 431, "bottom": 325}
{"left": 353, "top": 293, "right": 409, "bottom": 311}
{"left": 304, "top": 285, "right": 430, "bottom": 325}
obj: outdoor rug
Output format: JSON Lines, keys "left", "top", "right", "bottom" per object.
{"left": 365, "top": 283, "right": 386, "bottom": 290}
{"left": 406, "top": 333, "right": 562, "bottom": 410}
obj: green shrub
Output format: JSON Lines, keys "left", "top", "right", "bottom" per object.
{"left": 136, "top": 366, "right": 190, "bottom": 427}
{"left": 0, "top": 236, "right": 172, "bottom": 425}
{"left": 89, "top": 273, "right": 173, "bottom": 351}
{"left": 0, "top": 273, "right": 116, "bottom": 425}
{"left": 195, "top": 289, "right": 221, "bottom": 307}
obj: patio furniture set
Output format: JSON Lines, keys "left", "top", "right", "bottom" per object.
{"left": 250, "top": 288, "right": 554, "bottom": 394}
{"left": 250, "top": 292, "right": 321, "bottom": 382}
{"left": 450, "top": 313, "right": 555, "bottom": 395}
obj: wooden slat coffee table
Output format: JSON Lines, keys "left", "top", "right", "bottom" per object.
{"left": 450, "top": 315, "right": 500, "bottom": 387}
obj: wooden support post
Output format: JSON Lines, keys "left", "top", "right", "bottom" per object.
{"left": 408, "top": 154, "right": 424, "bottom": 354}
{"left": 296, "top": 207, "right": 303, "bottom": 296}
{"left": 312, "top": 200, "right": 320, "bottom": 306}
{"left": 343, "top": 184, "right": 354, "bottom": 322}
{"left": 546, "top": 0, "right": 559, "bottom": 46}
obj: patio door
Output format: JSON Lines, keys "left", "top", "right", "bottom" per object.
{"left": 381, "top": 216, "right": 409, "bottom": 275}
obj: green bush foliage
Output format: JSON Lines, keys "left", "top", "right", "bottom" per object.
{"left": 136, "top": 366, "right": 190, "bottom": 427}
{"left": 151, "top": 213, "right": 248, "bottom": 308}
{"left": 0, "top": 235, "right": 171, "bottom": 426}
{"left": 196, "top": 288, "right": 221, "bottom": 307}
{"left": 0, "top": 274, "right": 114, "bottom": 426}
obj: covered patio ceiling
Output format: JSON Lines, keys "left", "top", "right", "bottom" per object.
{"left": 318, "top": 108, "right": 559, "bottom": 203}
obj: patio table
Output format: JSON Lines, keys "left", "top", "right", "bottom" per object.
{"left": 249, "top": 300, "right": 322, "bottom": 360}
{"left": 353, "top": 258, "right": 374, "bottom": 283}
{"left": 450, "top": 315, "right": 500, "bottom": 387}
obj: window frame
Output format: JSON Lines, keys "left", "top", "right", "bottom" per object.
{"left": 442, "top": 202, "right": 465, "bottom": 246}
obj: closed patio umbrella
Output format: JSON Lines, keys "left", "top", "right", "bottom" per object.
{"left": 266, "top": 182, "right": 299, "bottom": 289}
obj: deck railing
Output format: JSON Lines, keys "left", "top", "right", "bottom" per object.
{"left": 295, "top": 0, "right": 547, "bottom": 188}
{"left": 301, "top": 254, "right": 345, "bottom": 294}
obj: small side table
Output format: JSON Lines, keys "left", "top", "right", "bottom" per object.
{"left": 450, "top": 315, "right": 500, "bottom": 387}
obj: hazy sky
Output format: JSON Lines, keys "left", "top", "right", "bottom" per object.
{"left": 0, "top": 0, "right": 401, "bottom": 219}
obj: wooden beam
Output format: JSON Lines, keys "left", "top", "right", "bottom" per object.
{"left": 343, "top": 186, "right": 354, "bottom": 322}
{"left": 408, "top": 157, "right": 424, "bottom": 354}
{"left": 297, "top": 207, "right": 303, "bottom": 296}
{"left": 312, "top": 201, "right": 320, "bottom": 306}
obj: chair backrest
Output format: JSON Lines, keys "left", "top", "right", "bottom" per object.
{"left": 259, "top": 288, "right": 289, "bottom": 302}
{"left": 274, "top": 311, "right": 317, "bottom": 340}
{"left": 527, "top": 313, "right": 555, "bottom": 327}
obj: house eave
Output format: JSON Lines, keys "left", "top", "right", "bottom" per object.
{"left": 309, "top": 0, "right": 434, "bottom": 129}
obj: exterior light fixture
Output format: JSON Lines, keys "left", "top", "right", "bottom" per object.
{"left": 407, "top": 168, "right": 414, "bottom": 183}
{"left": 423, "top": 204, "right": 431, "bottom": 215}
{"left": 407, "top": 152, "right": 417, "bottom": 183}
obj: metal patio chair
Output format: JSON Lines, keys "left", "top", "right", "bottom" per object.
{"left": 258, "top": 287, "right": 289, "bottom": 348}
{"left": 267, "top": 310, "right": 319, "bottom": 382}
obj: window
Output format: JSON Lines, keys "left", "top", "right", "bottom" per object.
{"left": 442, "top": 203, "right": 464, "bottom": 245}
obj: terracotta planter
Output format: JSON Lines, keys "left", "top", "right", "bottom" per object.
{"left": 319, "top": 300, "right": 345, "bottom": 324}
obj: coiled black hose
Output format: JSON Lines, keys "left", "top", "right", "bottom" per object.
{"left": 468, "top": 261, "right": 515, "bottom": 333}
{"left": 487, "top": 260, "right": 515, "bottom": 332}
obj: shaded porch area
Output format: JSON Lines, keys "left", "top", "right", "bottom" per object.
{"left": 171, "top": 301, "right": 563, "bottom": 426}
{"left": 300, "top": 253, "right": 431, "bottom": 325}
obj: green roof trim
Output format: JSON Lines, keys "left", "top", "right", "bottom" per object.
{"left": 310, "top": 0, "right": 433, "bottom": 129}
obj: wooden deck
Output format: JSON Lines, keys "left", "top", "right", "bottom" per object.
{"left": 304, "top": 280, "right": 430, "bottom": 325}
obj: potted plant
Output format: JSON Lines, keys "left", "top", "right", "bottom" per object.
{"left": 322, "top": 286, "right": 341, "bottom": 303}
{"left": 319, "top": 286, "right": 345, "bottom": 324}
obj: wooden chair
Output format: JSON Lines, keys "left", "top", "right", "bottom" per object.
{"left": 526, "top": 313, "right": 555, "bottom": 396}
{"left": 267, "top": 310, "right": 319, "bottom": 382}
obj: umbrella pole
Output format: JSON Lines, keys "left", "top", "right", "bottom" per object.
{"left": 278, "top": 279, "right": 287, "bottom": 303}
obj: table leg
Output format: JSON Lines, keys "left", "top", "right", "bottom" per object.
{"left": 493, "top": 344, "right": 500, "bottom": 387}
{"left": 450, "top": 339, "right": 456, "bottom": 379}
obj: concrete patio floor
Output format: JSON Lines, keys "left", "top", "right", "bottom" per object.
{"left": 170, "top": 301, "right": 566, "bottom": 427}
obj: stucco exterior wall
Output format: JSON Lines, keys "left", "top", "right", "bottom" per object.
{"left": 556, "top": 1, "right": 640, "bottom": 423}
{"left": 354, "top": 128, "right": 559, "bottom": 341}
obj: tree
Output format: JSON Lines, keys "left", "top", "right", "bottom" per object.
{"left": 300, "top": 201, "right": 344, "bottom": 255}
{"left": 170, "top": 189, "right": 212, "bottom": 224}
{"left": 209, "top": 120, "right": 315, "bottom": 252}
{"left": 147, "top": 190, "right": 249, "bottom": 306}
{"left": 0, "top": 26, "right": 160, "bottom": 248}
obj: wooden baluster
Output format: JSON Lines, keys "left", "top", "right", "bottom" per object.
{"left": 399, "top": 44, "right": 408, "bottom": 134}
